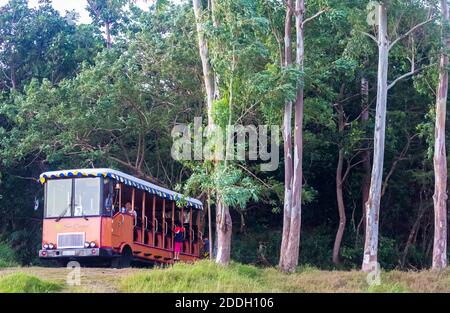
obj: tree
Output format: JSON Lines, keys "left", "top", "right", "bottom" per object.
{"left": 279, "top": 0, "right": 294, "bottom": 272}
{"left": 1, "top": 5, "right": 204, "bottom": 186}
{"left": 362, "top": 1, "right": 435, "bottom": 271}
{"left": 191, "top": 0, "right": 272, "bottom": 265}
{"left": 191, "top": 0, "right": 230, "bottom": 264}
{"left": 0, "top": 0, "right": 446, "bottom": 271}
{"left": 432, "top": 0, "right": 448, "bottom": 270}
{"left": 87, "top": 0, "right": 128, "bottom": 48}
{"left": 279, "top": 0, "right": 328, "bottom": 273}
{"left": 0, "top": 0, "right": 100, "bottom": 92}
{"left": 192, "top": 0, "right": 216, "bottom": 125}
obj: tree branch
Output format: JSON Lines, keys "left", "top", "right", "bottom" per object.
{"left": 389, "top": 16, "right": 435, "bottom": 50}
{"left": 237, "top": 163, "right": 271, "bottom": 189}
{"left": 342, "top": 154, "right": 365, "bottom": 183}
{"left": 6, "top": 173, "right": 39, "bottom": 183}
{"left": 388, "top": 63, "right": 435, "bottom": 90}
{"left": 381, "top": 134, "right": 418, "bottom": 196}
{"left": 359, "top": 31, "right": 378, "bottom": 44}
{"left": 285, "top": 0, "right": 295, "bottom": 14}
{"left": 302, "top": 7, "right": 330, "bottom": 27}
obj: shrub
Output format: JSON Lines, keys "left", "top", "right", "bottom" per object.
{"left": 231, "top": 228, "right": 281, "bottom": 265}
{"left": 0, "top": 242, "right": 19, "bottom": 268}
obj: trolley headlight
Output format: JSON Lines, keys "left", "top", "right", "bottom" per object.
{"left": 43, "top": 243, "right": 49, "bottom": 249}
{"left": 48, "top": 243, "right": 55, "bottom": 249}
{"left": 89, "top": 241, "right": 96, "bottom": 248}
{"left": 84, "top": 242, "right": 90, "bottom": 248}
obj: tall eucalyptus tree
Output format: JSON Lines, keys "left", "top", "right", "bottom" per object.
{"left": 362, "top": 1, "right": 435, "bottom": 271}
{"left": 432, "top": 0, "right": 449, "bottom": 270}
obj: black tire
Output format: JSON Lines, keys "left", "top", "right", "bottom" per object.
{"left": 120, "top": 247, "right": 132, "bottom": 268}
{"left": 110, "top": 257, "right": 120, "bottom": 269}
{"left": 57, "top": 260, "right": 67, "bottom": 267}
{"left": 111, "top": 246, "right": 132, "bottom": 269}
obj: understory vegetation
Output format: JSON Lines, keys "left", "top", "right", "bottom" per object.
{"left": 0, "top": 243, "right": 19, "bottom": 268}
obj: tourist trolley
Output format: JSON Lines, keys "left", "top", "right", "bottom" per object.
{"left": 38, "top": 168, "right": 205, "bottom": 267}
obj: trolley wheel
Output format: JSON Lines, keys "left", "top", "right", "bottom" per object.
{"left": 111, "top": 246, "right": 132, "bottom": 269}
{"left": 57, "top": 260, "right": 67, "bottom": 267}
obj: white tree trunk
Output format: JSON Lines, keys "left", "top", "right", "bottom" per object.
{"left": 360, "top": 77, "right": 370, "bottom": 236}
{"left": 193, "top": 0, "right": 232, "bottom": 265}
{"left": 192, "top": 0, "right": 215, "bottom": 126}
{"left": 432, "top": 0, "right": 449, "bottom": 270}
{"left": 281, "top": 0, "right": 305, "bottom": 273}
{"left": 362, "top": 2, "right": 389, "bottom": 272}
{"left": 279, "top": 0, "right": 294, "bottom": 270}
{"left": 216, "top": 200, "right": 232, "bottom": 265}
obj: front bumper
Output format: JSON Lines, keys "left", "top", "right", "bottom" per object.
{"left": 39, "top": 247, "right": 114, "bottom": 259}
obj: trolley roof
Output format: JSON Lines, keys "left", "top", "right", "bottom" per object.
{"left": 39, "top": 168, "right": 203, "bottom": 209}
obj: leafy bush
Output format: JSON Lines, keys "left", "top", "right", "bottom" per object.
{"left": 0, "top": 273, "right": 61, "bottom": 293}
{"left": 231, "top": 229, "right": 281, "bottom": 265}
{"left": 340, "top": 235, "right": 400, "bottom": 270}
{"left": 297, "top": 226, "right": 334, "bottom": 269}
{"left": 377, "top": 237, "right": 401, "bottom": 270}
{"left": 0, "top": 242, "right": 19, "bottom": 268}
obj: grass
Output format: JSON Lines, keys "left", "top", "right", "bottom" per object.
{"left": 120, "top": 261, "right": 268, "bottom": 293}
{"left": 118, "top": 260, "right": 450, "bottom": 293}
{"left": 0, "top": 261, "right": 448, "bottom": 293}
{"left": 0, "top": 272, "right": 62, "bottom": 293}
{"left": 368, "top": 282, "right": 410, "bottom": 293}
{"left": 119, "top": 260, "right": 364, "bottom": 293}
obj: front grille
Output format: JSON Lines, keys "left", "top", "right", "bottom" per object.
{"left": 57, "top": 233, "right": 85, "bottom": 248}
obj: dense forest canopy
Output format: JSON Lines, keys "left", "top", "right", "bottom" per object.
{"left": 0, "top": 0, "right": 448, "bottom": 271}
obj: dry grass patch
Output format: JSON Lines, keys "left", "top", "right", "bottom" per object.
{"left": 380, "top": 269, "right": 450, "bottom": 293}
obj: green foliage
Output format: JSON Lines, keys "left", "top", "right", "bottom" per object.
{"left": 0, "top": 273, "right": 62, "bottom": 293}
{"left": 255, "top": 64, "right": 303, "bottom": 118}
{"left": 232, "top": 229, "right": 281, "bottom": 264}
{"left": 213, "top": 165, "right": 260, "bottom": 208}
{"left": 0, "top": 0, "right": 102, "bottom": 91}
{"left": 86, "top": 0, "right": 129, "bottom": 37}
{"left": 0, "top": 242, "right": 19, "bottom": 268}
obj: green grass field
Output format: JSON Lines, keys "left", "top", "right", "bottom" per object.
{"left": 0, "top": 273, "right": 62, "bottom": 293}
{"left": 0, "top": 261, "right": 449, "bottom": 293}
